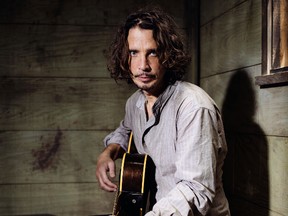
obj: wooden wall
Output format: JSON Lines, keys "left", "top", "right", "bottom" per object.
{"left": 200, "top": 0, "right": 288, "bottom": 215}
{"left": 0, "top": 0, "right": 187, "bottom": 215}
{"left": 3, "top": 0, "right": 287, "bottom": 216}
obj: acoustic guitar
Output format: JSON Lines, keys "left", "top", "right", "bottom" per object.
{"left": 111, "top": 133, "right": 156, "bottom": 216}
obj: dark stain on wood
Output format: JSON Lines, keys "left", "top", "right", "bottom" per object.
{"left": 54, "top": 94, "right": 62, "bottom": 103}
{"left": 32, "top": 128, "right": 63, "bottom": 171}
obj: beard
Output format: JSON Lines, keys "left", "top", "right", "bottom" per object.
{"left": 130, "top": 73, "right": 157, "bottom": 91}
{"left": 130, "top": 71, "right": 166, "bottom": 95}
{"left": 133, "top": 78, "right": 167, "bottom": 96}
{"left": 135, "top": 82, "right": 157, "bottom": 92}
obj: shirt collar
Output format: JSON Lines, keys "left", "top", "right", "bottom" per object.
{"left": 135, "top": 81, "right": 179, "bottom": 113}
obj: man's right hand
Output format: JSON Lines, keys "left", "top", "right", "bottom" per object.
{"left": 96, "top": 144, "right": 125, "bottom": 192}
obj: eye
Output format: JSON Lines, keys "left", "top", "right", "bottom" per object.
{"left": 129, "top": 50, "right": 137, "bottom": 57}
{"left": 149, "top": 50, "right": 157, "bottom": 57}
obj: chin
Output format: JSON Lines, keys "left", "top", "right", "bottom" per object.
{"left": 136, "top": 82, "right": 156, "bottom": 92}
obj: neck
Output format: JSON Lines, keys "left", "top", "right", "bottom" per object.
{"left": 143, "top": 82, "right": 167, "bottom": 100}
{"left": 144, "top": 93, "right": 157, "bottom": 121}
{"left": 144, "top": 93, "right": 158, "bottom": 106}
{"left": 143, "top": 83, "right": 167, "bottom": 120}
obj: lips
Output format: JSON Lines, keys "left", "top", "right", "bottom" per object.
{"left": 134, "top": 74, "right": 157, "bottom": 82}
{"left": 138, "top": 76, "right": 153, "bottom": 82}
{"left": 134, "top": 73, "right": 157, "bottom": 78}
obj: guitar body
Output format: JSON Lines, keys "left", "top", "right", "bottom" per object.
{"left": 112, "top": 153, "right": 156, "bottom": 216}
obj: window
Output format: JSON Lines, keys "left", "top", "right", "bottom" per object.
{"left": 256, "top": 0, "right": 288, "bottom": 87}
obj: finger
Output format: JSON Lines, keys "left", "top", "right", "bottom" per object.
{"left": 107, "top": 161, "right": 116, "bottom": 178}
{"left": 99, "top": 173, "right": 117, "bottom": 192}
{"left": 97, "top": 166, "right": 117, "bottom": 192}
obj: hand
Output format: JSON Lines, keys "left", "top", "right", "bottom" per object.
{"left": 96, "top": 150, "right": 118, "bottom": 192}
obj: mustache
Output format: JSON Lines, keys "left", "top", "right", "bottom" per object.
{"left": 131, "top": 72, "right": 158, "bottom": 79}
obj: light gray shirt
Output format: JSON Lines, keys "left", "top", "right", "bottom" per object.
{"left": 104, "top": 81, "right": 230, "bottom": 216}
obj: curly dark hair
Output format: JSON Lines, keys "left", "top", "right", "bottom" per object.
{"left": 107, "top": 7, "right": 191, "bottom": 84}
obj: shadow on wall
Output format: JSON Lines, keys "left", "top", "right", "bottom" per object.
{"left": 221, "top": 70, "right": 269, "bottom": 216}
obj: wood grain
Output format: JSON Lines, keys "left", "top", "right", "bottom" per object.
{"left": 200, "top": 0, "right": 244, "bottom": 25}
{"left": 267, "top": 136, "right": 288, "bottom": 214}
{"left": 0, "top": 0, "right": 185, "bottom": 27}
{"left": 0, "top": 25, "right": 114, "bottom": 77}
{"left": 229, "top": 196, "right": 284, "bottom": 216}
{"left": 0, "top": 0, "right": 187, "bottom": 215}
{"left": 255, "top": 71, "right": 288, "bottom": 87}
{"left": 0, "top": 130, "right": 123, "bottom": 215}
{"left": 258, "top": 84, "right": 288, "bottom": 136}
{"left": 201, "top": 65, "right": 261, "bottom": 123}
{"left": 0, "top": 77, "right": 135, "bottom": 130}
{"left": 228, "top": 136, "right": 288, "bottom": 215}
{"left": 0, "top": 183, "right": 116, "bottom": 215}
{"left": 200, "top": 0, "right": 288, "bottom": 215}
{"left": 200, "top": 0, "right": 261, "bottom": 77}
{"left": 0, "top": 130, "right": 124, "bottom": 183}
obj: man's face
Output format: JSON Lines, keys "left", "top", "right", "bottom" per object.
{"left": 127, "top": 27, "right": 166, "bottom": 95}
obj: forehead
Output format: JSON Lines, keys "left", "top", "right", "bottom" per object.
{"left": 127, "top": 27, "right": 157, "bottom": 48}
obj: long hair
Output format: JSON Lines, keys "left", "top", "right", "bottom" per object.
{"left": 107, "top": 7, "right": 191, "bottom": 84}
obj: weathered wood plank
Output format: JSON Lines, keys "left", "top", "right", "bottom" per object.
{"left": 0, "top": 77, "right": 136, "bottom": 130}
{"left": 267, "top": 136, "right": 288, "bottom": 214}
{"left": 200, "top": 0, "right": 261, "bottom": 77}
{"left": 255, "top": 71, "right": 288, "bottom": 87}
{"left": 200, "top": 0, "right": 245, "bottom": 25}
{"left": 201, "top": 65, "right": 260, "bottom": 111}
{"left": 201, "top": 65, "right": 262, "bottom": 130}
{"left": 258, "top": 85, "right": 288, "bottom": 136}
{"left": 201, "top": 64, "right": 288, "bottom": 137}
{"left": 229, "top": 196, "right": 284, "bottom": 216}
{"left": 0, "top": 0, "right": 185, "bottom": 27}
{"left": 0, "top": 25, "right": 114, "bottom": 77}
{"left": 0, "top": 183, "right": 116, "bottom": 215}
{"left": 0, "top": 25, "right": 187, "bottom": 78}
{"left": 232, "top": 132, "right": 269, "bottom": 210}
{"left": 0, "top": 130, "right": 123, "bottom": 184}
{"left": 224, "top": 134, "right": 288, "bottom": 215}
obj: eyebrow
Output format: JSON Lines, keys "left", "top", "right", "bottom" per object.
{"left": 147, "top": 48, "right": 157, "bottom": 53}
{"left": 128, "top": 48, "right": 157, "bottom": 53}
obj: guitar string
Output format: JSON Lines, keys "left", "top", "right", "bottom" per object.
{"left": 112, "top": 189, "right": 120, "bottom": 216}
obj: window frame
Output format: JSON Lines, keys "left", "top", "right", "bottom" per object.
{"left": 255, "top": 0, "right": 288, "bottom": 87}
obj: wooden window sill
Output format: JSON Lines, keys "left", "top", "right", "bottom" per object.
{"left": 255, "top": 71, "right": 288, "bottom": 88}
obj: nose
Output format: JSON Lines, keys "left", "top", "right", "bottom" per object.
{"left": 139, "top": 55, "right": 150, "bottom": 71}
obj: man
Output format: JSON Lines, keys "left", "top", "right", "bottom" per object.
{"left": 96, "top": 8, "right": 230, "bottom": 216}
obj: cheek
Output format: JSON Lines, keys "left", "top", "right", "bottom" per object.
{"left": 151, "top": 60, "right": 162, "bottom": 72}
{"left": 129, "top": 58, "right": 138, "bottom": 72}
